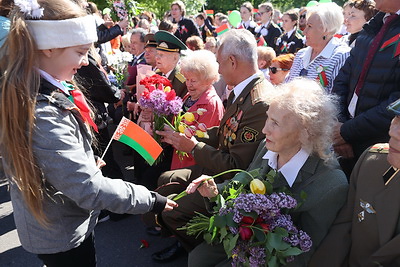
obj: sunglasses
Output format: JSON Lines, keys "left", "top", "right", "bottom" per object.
{"left": 300, "top": 14, "right": 306, "bottom": 19}
{"left": 269, "top": 67, "right": 289, "bottom": 74}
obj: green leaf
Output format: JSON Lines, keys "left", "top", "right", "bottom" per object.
{"left": 220, "top": 227, "right": 228, "bottom": 242}
{"left": 208, "top": 216, "right": 215, "bottom": 231}
{"left": 214, "top": 214, "right": 227, "bottom": 228}
{"left": 253, "top": 227, "right": 267, "bottom": 243}
{"left": 225, "top": 213, "right": 238, "bottom": 227}
{"left": 265, "top": 180, "right": 273, "bottom": 194}
{"left": 267, "top": 255, "right": 279, "bottom": 267}
{"left": 267, "top": 231, "right": 290, "bottom": 251}
{"left": 204, "top": 232, "right": 213, "bottom": 244}
{"left": 281, "top": 246, "right": 303, "bottom": 257}
{"left": 223, "top": 234, "right": 239, "bottom": 256}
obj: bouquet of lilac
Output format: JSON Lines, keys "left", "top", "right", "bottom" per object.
{"left": 181, "top": 169, "right": 312, "bottom": 267}
{"left": 139, "top": 74, "right": 183, "bottom": 144}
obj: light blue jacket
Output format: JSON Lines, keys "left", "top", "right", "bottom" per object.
{"left": 0, "top": 16, "right": 10, "bottom": 48}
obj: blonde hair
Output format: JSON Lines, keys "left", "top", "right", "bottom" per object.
{"left": 0, "top": 0, "right": 87, "bottom": 226}
{"left": 180, "top": 50, "right": 219, "bottom": 85}
{"left": 266, "top": 78, "right": 338, "bottom": 161}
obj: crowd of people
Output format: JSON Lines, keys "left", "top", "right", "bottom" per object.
{"left": 0, "top": 0, "right": 400, "bottom": 266}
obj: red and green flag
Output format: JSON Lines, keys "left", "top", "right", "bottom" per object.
{"left": 113, "top": 117, "right": 162, "bottom": 165}
{"left": 253, "top": 8, "right": 259, "bottom": 14}
{"left": 205, "top": 10, "right": 214, "bottom": 16}
{"left": 216, "top": 23, "right": 229, "bottom": 36}
{"left": 380, "top": 34, "right": 400, "bottom": 58}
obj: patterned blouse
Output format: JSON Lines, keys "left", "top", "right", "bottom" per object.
{"left": 287, "top": 37, "right": 350, "bottom": 93}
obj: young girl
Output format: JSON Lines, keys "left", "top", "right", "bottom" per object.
{"left": 0, "top": 0, "right": 177, "bottom": 266}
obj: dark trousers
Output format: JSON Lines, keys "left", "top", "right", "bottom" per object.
{"left": 37, "top": 233, "right": 96, "bottom": 267}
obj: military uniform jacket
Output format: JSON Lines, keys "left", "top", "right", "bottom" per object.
{"left": 193, "top": 74, "right": 269, "bottom": 180}
{"left": 156, "top": 66, "right": 187, "bottom": 99}
{"left": 275, "top": 29, "right": 304, "bottom": 56}
{"left": 310, "top": 144, "right": 400, "bottom": 267}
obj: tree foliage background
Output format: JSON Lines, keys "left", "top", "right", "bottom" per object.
{"left": 92, "top": 0, "right": 346, "bottom": 19}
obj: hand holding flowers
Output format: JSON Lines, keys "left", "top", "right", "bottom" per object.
{"left": 179, "top": 169, "right": 312, "bottom": 266}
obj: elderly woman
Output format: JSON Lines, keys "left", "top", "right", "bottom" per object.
{"left": 269, "top": 53, "right": 295, "bottom": 85}
{"left": 170, "top": 0, "right": 200, "bottom": 43}
{"left": 170, "top": 50, "right": 225, "bottom": 170}
{"left": 186, "top": 78, "right": 348, "bottom": 267}
{"left": 275, "top": 9, "right": 305, "bottom": 56}
{"left": 287, "top": 3, "right": 351, "bottom": 93}
{"left": 342, "top": 0, "right": 377, "bottom": 47}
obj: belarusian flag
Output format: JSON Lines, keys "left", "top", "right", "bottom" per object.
{"left": 216, "top": 23, "right": 229, "bottom": 36}
{"left": 113, "top": 117, "right": 162, "bottom": 165}
{"left": 205, "top": 10, "right": 214, "bottom": 16}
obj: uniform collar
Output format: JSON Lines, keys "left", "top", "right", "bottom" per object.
{"left": 262, "top": 148, "right": 310, "bottom": 187}
{"left": 232, "top": 72, "right": 259, "bottom": 103}
{"left": 39, "top": 69, "right": 70, "bottom": 95}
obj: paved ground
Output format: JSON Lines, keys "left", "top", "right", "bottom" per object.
{"left": 0, "top": 126, "right": 188, "bottom": 267}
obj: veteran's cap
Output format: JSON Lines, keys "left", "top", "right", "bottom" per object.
{"left": 144, "top": 34, "right": 157, "bottom": 48}
{"left": 387, "top": 98, "right": 400, "bottom": 115}
{"left": 154, "top": 30, "right": 187, "bottom": 52}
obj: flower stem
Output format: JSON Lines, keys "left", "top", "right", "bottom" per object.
{"left": 172, "top": 169, "right": 253, "bottom": 201}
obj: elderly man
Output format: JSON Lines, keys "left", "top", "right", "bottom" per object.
{"left": 332, "top": 0, "right": 400, "bottom": 177}
{"left": 148, "top": 29, "right": 271, "bottom": 261}
{"left": 154, "top": 30, "right": 187, "bottom": 98}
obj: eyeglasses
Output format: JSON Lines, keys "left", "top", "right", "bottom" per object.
{"left": 299, "top": 68, "right": 308, "bottom": 77}
{"left": 300, "top": 14, "right": 306, "bottom": 19}
{"left": 269, "top": 67, "right": 289, "bottom": 74}
{"left": 259, "top": 11, "right": 266, "bottom": 15}
{"left": 387, "top": 98, "right": 400, "bottom": 115}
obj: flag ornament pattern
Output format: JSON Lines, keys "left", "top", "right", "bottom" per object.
{"left": 113, "top": 117, "right": 162, "bottom": 165}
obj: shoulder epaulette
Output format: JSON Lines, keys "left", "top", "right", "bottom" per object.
{"left": 251, "top": 79, "right": 269, "bottom": 105}
{"left": 369, "top": 143, "right": 389, "bottom": 153}
{"left": 175, "top": 71, "right": 186, "bottom": 83}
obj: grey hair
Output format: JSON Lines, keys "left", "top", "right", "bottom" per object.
{"left": 266, "top": 78, "right": 338, "bottom": 162}
{"left": 130, "top": 27, "right": 147, "bottom": 43}
{"left": 307, "top": 3, "right": 344, "bottom": 35}
{"left": 180, "top": 50, "right": 219, "bottom": 84}
{"left": 218, "top": 29, "right": 258, "bottom": 67}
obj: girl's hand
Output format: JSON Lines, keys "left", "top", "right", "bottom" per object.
{"left": 96, "top": 158, "right": 106, "bottom": 169}
{"left": 163, "top": 199, "right": 178, "bottom": 211}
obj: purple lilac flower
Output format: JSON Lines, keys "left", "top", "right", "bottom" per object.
{"left": 298, "top": 230, "right": 312, "bottom": 252}
{"left": 283, "top": 233, "right": 300, "bottom": 247}
{"left": 149, "top": 90, "right": 167, "bottom": 115}
{"left": 231, "top": 240, "right": 248, "bottom": 266}
{"left": 270, "top": 214, "right": 298, "bottom": 233}
{"left": 164, "top": 98, "right": 183, "bottom": 115}
{"left": 269, "top": 192, "right": 297, "bottom": 209}
{"left": 248, "top": 246, "right": 266, "bottom": 267}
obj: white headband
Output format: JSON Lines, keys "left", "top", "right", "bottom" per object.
{"left": 26, "top": 15, "right": 98, "bottom": 50}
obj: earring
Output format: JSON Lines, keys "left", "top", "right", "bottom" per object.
{"left": 323, "top": 35, "right": 326, "bottom": 40}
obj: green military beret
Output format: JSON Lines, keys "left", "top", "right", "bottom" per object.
{"left": 154, "top": 30, "right": 187, "bottom": 53}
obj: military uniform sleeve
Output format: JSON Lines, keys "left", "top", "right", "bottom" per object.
{"left": 192, "top": 100, "right": 268, "bottom": 178}
{"left": 308, "top": 151, "right": 370, "bottom": 267}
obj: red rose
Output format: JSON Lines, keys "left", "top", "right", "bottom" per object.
{"left": 241, "top": 216, "right": 255, "bottom": 225}
{"left": 239, "top": 226, "right": 253, "bottom": 240}
{"left": 166, "top": 90, "right": 176, "bottom": 101}
{"left": 259, "top": 223, "right": 270, "bottom": 233}
{"left": 142, "top": 91, "right": 150, "bottom": 99}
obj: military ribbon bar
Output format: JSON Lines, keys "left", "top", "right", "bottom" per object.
{"left": 380, "top": 33, "right": 400, "bottom": 58}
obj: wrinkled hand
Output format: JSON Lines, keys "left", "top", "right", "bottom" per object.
{"left": 156, "top": 126, "right": 198, "bottom": 153}
{"left": 186, "top": 175, "right": 218, "bottom": 198}
{"left": 333, "top": 122, "right": 346, "bottom": 146}
{"left": 163, "top": 199, "right": 178, "bottom": 211}
{"left": 118, "top": 17, "right": 129, "bottom": 31}
{"left": 127, "top": 101, "right": 137, "bottom": 112}
{"left": 334, "top": 143, "right": 354, "bottom": 159}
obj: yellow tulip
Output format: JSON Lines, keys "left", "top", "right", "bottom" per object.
{"left": 164, "top": 86, "right": 171, "bottom": 93}
{"left": 250, "top": 179, "right": 266, "bottom": 194}
{"left": 196, "top": 130, "right": 205, "bottom": 138}
{"left": 183, "top": 112, "right": 195, "bottom": 122}
{"left": 178, "top": 124, "right": 185, "bottom": 133}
